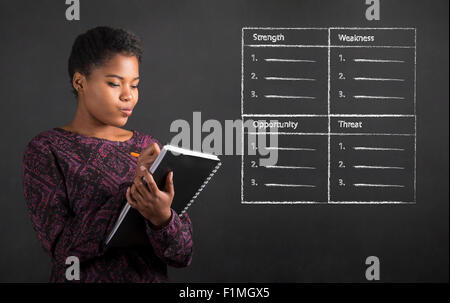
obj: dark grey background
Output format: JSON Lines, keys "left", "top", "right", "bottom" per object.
{"left": 0, "top": 0, "right": 448, "bottom": 282}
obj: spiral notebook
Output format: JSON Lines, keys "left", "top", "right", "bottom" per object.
{"left": 105, "top": 145, "right": 221, "bottom": 248}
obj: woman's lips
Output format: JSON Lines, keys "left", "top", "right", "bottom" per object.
{"left": 120, "top": 109, "right": 133, "bottom": 117}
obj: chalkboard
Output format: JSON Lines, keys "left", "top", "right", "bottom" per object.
{"left": 1, "top": 0, "right": 448, "bottom": 282}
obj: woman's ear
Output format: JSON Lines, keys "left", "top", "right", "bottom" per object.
{"left": 72, "top": 72, "right": 85, "bottom": 93}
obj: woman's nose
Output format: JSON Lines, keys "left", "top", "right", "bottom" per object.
{"left": 120, "top": 86, "right": 133, "bottom": 101}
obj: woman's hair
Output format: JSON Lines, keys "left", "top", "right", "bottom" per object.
{"left": 68, "top": 26, "right": 143, "bottom": 97}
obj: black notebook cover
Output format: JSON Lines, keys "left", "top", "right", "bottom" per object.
{"left": 105, "top": 145, "right": 221, "bottom": 248}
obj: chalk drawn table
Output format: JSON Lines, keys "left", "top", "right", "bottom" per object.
{"left": 241, "top": 27, "right": 416, "bottom": 204}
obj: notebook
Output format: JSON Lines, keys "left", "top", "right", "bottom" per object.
{"left": 105, "top": 145, "right": 222, "bottom": 248}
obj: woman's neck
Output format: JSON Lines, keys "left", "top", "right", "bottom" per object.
{"left": 62, "top": 117, "right": 129, "bottom": 142}
{"left": 63, "top": 99, "right": 132, "bottom": 141}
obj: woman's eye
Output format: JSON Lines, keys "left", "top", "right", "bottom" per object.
{"left": 108, "top": 82, "right": 119, "bottom": 87}
{"left": 131, "top": 85, "right": 139, "bottom": 89}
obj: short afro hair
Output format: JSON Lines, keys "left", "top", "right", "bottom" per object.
{"left": 68, "top": 26, "right": 143, "bottom": 97}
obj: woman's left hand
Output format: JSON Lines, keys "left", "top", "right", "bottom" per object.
{"left": 126, "top": 165, "right": 174, "bottom": 228}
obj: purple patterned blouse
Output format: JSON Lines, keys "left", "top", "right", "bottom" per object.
{"left": 21, "top": 128, "right": 193, "bottom": 282}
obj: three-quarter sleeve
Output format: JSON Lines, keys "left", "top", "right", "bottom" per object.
{"left": 145, "top": 210, "right": 194, "bottom": 268}
{"left": 22, "top": 139, "right": 127, "bottom": 267}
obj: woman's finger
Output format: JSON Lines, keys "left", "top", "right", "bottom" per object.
{"left": 139, "top": 166, "right": 152, "bottom": 193}
{"left": 137, "top": 143, "right": 160, "bottom": 169}
{"left": 164, "top": 171, "right": 175, "bottom": 198}
{"left": 130, "top": 183, "right": 144, "bottom": 205}
{"left": 134, "top": 174, "right": 153, "bottom": 201}
{"left": 143, "top": 168, "right": 160, "bottom": 196}
{"left": 126, "top": 187, "right": 139, "bottom": 210}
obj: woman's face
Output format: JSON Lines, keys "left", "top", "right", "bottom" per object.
{"left": 77, "top": 53, "right": 140, "bottom": 127}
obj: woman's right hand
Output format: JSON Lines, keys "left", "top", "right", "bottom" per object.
{"left": 135, "top": 142, "right": 161, "bottom": 179}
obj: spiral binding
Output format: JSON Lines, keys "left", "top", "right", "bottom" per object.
{"left": 179, "top": 161, "right": 222, "bottom": 216}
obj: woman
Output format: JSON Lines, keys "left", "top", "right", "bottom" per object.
{"left": 21, "top": 26, "right": 193, "bottom": 282}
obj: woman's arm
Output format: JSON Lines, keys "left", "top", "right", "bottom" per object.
{"left": 145, "top": 210, "right": 194, "bottom": 268}
{"left": 128, "top": 138, "right": 193, "bottom": 267}
{"left": 22, "top": 139, "right": 127, "bottom": 265}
